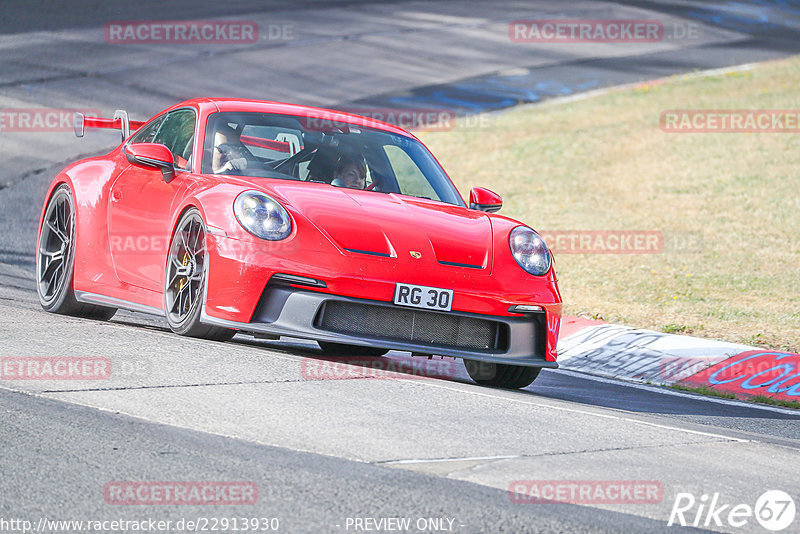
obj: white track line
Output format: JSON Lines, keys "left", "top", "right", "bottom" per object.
{"left": 382, "top": 455, "right": 520, "bottom": 465}
{"left": 251, "top": 340, "right": 798, "bottom": 417}
{"left": 405, "top": 379, "right": 751, "bottom": 443}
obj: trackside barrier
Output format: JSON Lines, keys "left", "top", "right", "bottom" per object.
{"left": 678, "top": 350, "right": 800, "bottom": 402}
{"left": 556, "top": 317, "right": 799, "bottom": 402}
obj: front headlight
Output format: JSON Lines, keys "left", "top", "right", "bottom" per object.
{"left": 509, "top": 226, "right": 551, "bottom": 276}
{"left": 234, "top": 190, "right": 292, "bottom": 241}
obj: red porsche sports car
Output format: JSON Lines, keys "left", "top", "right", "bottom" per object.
{"left": 36, "top": 98, "right": 561, "bottom": 389}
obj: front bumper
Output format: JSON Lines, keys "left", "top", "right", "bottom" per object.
{"left": 201, "top": 282, "right": 558, "bottom": 368}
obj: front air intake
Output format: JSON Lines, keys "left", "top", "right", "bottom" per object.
{"left": 315, "top": 301, "right": 507, "bottom": 351}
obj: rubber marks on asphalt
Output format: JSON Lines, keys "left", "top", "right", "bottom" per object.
{"left": 557, "top": 318, "right": 800, "bottom": 402}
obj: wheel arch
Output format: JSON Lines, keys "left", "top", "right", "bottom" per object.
{"left": 169, "top": 202, "right": 204, "bottom": 239}
{"left": 37, "top": 175, "right": 75, "bottom": 248}
{"left": 43, "top": 157, "right": 122, "bottom": 293}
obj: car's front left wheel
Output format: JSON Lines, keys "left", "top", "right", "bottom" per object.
{"left": 463, "top": 359, "right": 541, "bottom": 389}
{"left": 164, "top": 208, "right": 235, "bottom": 341}
{"left": 37, "top": 184, "right": 116, "bottom": 320}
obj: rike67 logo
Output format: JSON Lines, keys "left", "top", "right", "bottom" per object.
{"left": 668, "top": 490, "right": 795, "bottom": 531}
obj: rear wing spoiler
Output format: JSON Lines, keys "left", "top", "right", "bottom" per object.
{"left": 74, "top": 110, "right": 145, "bottom": 141}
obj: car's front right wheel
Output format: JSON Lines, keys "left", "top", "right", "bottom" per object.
{"left": 463, "top": 359, "right": 541, "bottom": 389}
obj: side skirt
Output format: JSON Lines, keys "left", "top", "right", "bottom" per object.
{"left": 74, "top": 290, "right": 164, "bottom": 316}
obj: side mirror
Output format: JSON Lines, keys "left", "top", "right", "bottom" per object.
{"left": 125, "top": 143, "right": 175, "bottom": 183}
{"left": 469, "top": 187, "right": 502, "bottom": 213}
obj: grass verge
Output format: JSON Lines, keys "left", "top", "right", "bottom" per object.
{"left": 669, "top": 384, "right": 800, "bottom": 409}
{"left": 746, "top": 394, "right": 800, "bottom": 410}
{"left": 669, "top": 384, "right": 736, "bottom": 400}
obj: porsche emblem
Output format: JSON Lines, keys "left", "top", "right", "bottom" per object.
{"left": 409, "top": 251, "right": 422, "bottom": 259}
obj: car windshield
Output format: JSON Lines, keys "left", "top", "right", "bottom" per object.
{"left": 202, "top": 111, "right": 464, "bottom": 206}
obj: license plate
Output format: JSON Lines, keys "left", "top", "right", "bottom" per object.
{"left": 393, "top": 283, "right": 453, "bottom": 311}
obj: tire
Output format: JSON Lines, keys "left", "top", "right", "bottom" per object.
{"left": 463, "top": 359, "right": 541, "bottom": 389}
{"left": 164, "top": 208, "right": 235, "bottom": 341}
{"left": 318, "top": 341, "right": 389, "bottom": 357}
{"left": 36, "top": 184, "right": 116, "bottom": 320}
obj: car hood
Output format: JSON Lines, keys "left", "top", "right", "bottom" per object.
{"left": 265, "top": 182, "right": 493, "bottom": 269}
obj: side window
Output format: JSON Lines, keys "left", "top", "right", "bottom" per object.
{"left": 129, "top": 115, "right": 165, "bottom": 144}
{"left": 153, "top": 109, "right": 196, "bottom": 170}
{"left": 383, "top": 145, "right": 439, "bottom": 200}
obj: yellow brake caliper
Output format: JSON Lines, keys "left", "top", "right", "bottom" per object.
{"left": 178, "top": 251, "right": 190, "bottom": 312}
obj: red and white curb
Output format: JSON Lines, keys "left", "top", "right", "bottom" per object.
{"left": 557, "top": 316, "right": 800, "bottom": 403}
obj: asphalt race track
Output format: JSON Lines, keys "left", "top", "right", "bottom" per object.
{"left": 1, "top": 1, "right": 800, "bottom": 532}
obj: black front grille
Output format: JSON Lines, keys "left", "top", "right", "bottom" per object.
{"left": 315, "top": 301, "right": 506, "bottom": 351}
